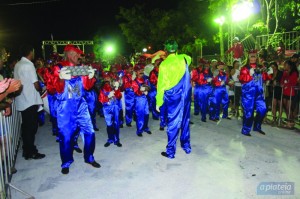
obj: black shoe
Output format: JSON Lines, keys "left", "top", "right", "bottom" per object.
{"left": 210, "top": 118, "right": 217, "bottom": 122}
{"left": 201, "top": 119, "right": 206, "bottom": 122}
{"left": 242, "top": 133, "right": 251, "bottom": 136}
{"left": 86, "top": 161, "right": 101, "bottom": 168}
{"left": 74, "top": 147, "right": 82, "bottom": 153}
{"left": 126, "top": 124, "right": 132, "bottom": 127}
{"left": 116, "top": 142, "right": 122, "bottom": 147}
{"left": 189, "top": 121, "right": 194, "bottom": 124}
{"left": 146, "top": 131, "right": 152, "bottom": 134}
{"left": 161, "top": 152, "right": 167, "bottom": 157}
{"left": 94, "top": 127, "right": 99, "bottom": 131}
{"left": 159, "top": 126, "right": 164, "bottom": 131}
{"left": 104, "top": 142, "right": 111, "bottom": 147}
{"left": 257, "top": 130, "right": 266, "bottom": 135}
{"left": 153, "top": 117, "right": 159, "bottom": 120}
{"left": 32, "top": 153, "right": 46, "bottom": 159}
{"left": 225, "top": 117, "right": 231, "bottom": 120}
{"left": 120, "top": 124, "right": 124, "bottom": 128}
{"left": 194, "top": 113, "right": 199, "bottom": 116}
{"left": 24, "top": 153, "right": 46, "bottom": 160}
{"left": 61, "top": 168, "right": 69, "bottom": 174}
{"left": 11, "top": 167, "right": 17, "bottom": 174}
{"left": 137, "top": 134, "right": 143, "bottom": 137}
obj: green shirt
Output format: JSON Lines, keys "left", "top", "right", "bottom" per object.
{"left": 156, "top": 53, "right": 191, "bottom": 107}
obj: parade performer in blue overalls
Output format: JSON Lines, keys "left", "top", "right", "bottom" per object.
{"left": 156, "top": 40, "right": 192, "bottom": 159}
{"left": 122, "top": 63, "right": 135, "bottom": 127}
{"left": 132, "top": 64, "right": 152, "bottom": 136}
{"left": 99, "top": 72, "right": 123, "bottom": 147}
{"left": 43, "top": 63, "right": 60, "bottom": 142}
{"left": 110, "top": 64, "right": 124, "bottom": 128}
{"left": 191, "top": 59, "right": 213, "bottom": 122}
{"left": 239, "top": 49, "right": 268, "bottom": 136}
{"left": 52, "top": 44, "right": 100, "bottom": 174}
{"left": 148, "top": 57, "right": 161, "bottom": 120}
{"left": 209, "top": 61, "right": 231, "bottom": 121}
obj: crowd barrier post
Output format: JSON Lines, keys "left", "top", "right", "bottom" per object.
{"left": 0, "top": 101, "right": 35, "bottom": 199}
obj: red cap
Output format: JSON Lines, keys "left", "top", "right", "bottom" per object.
{"left": 217, "top": 61, "right": 225, "bottom": 66}
{"left": 102, "top": 71, "right": 112, "bottom": 79}
{"left": 138, "top": 55, "right": 146, "bottom": 63}
{"left": 248, "top": 49, "right": 258, "bottom": 54}
{"left": 123, "top": 63, "right": 133, "bottom": 70}
{"left": 134, "top": 63, "right": 145, "bottom": 71}
{"left": 64, "top": 44, "right": 84, "bottom": 55}
{"left": 199, "top": 58, "right": 209, "bottom": 65}
{"left": 111, "top": 64, "right": 122, "bottom": 71}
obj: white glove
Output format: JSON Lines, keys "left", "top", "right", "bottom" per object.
{"left": 59, "top": 67, "right": 71, "bottom": 80}
{"left": 88, "top": 68, "right": 95, "bottom": 79}
{"left": 156, "top": 105, "right": 160, "bottom": 112}
{"left": 140, "top": 86, "right": 146, "bottom": 92}
{"left": 132, "top": 72, "right": 136, "bottom": 80}
{"left": 108, "top": 91, "right": 115, "bottom": 98}
{"left": 207, "top": 78, "right": 212, "bottom": 83}
{"left": 250, "top": 68, "right": 255, "bottom": 76}
{"left": 114, "top": 81, "right": 120, "bottom": 89}
{"left": 220, "top": 81, "right": 225, "bottom": 86}
{"left": 144, "top": 91, "right": 148, "bottom": 95}
{"left": 267, "top": 67, "right": 273, "bottom": 75}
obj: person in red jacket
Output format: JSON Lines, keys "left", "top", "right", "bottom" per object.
{"left": 191, "top": 59, "right": 213, "bottom": 122}
{"left": 226, "top": 37, "right": 244, "bottom": 63}
{"left": 99, "top": 72, "right": 123, "bottom": 147}
{"left": 209, "top": 61, "right": 231, "bottom": 121}
{"left": 149, "top": 57, "right": 163, "bottom": 120}
{"left": 43, "top": 61, "right": 61, "bottom": 142}
{"left": 110, "top": 64, "right": 124, "bottom": 128}
{"left": 239, "top": 49, "right": 268, "bottom": 136}
{"left": 280, "top": 60, "right": 299, "bottom": 122}
{"left": 51, "top": 44, "right": 100, "bottom": 174}
{"left": 132, "top": 63, "right": 151, "bottom": 136}
{"left": 122, "top": 63, "right": 135, "bottom": 127}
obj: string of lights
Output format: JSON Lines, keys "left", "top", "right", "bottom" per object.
{"left": 0, "top": 0, "right": 61, "bottom": 6}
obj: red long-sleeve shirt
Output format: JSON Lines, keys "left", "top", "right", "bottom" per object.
{"left": 122, "top": 72, "right": 133, "bottom": 89}
{"left": 149, "top": 67, "right": 159, "bottom": 86}
{"left": 98, "top": 82, "right": 122, "bottom": 104}
{"left": 239, "top": 66, "right": 253, "bottom": 84}
{"left": 239, "top": 64, "right": 272, "bottom": 84}
{"left": 227, "top": 43, "right": 244, "bottom": 59}
{"left": 281, "top": 71, "right": 298, "bottom": 96}
{"left": 51, "top": 61, "right": 96, "bottom": 93}
{"left": 132, "top": 77, "right": 148, "bottom": 96}
{"left": 212, "top": 70, "right": 228, "bottom": 87}
{"left": 43, "top": 67, "right": 56, "bottom": 94}
{"left": 191, "top": 67, "right": 211, "bottom": 85}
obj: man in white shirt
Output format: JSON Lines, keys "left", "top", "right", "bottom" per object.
{"left": 14, "top": 45, "right": 45, "bottom": 160}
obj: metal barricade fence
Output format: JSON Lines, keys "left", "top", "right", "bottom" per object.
{"left": 0, "top": 101, "right": 35, "bottom": 199}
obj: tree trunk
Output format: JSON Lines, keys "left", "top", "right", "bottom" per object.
{"left": 273, "top": 0, "right": 278, "bottom": 35}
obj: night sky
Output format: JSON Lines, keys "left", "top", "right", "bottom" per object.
{"left": 0, "top": 0, "right": 176, "bottom": 58}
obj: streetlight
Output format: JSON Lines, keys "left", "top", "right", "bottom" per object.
{"left": 142, "top": 48, "right": 147, "bottom": 53}
{"left": 105, "top": 45, "right": 114, "bottom": 53}
{"left": 214, "top": 16, "right": 225, "bottom": 61}
{"left": 232, "top": 1, "right": 254, "bottom": 22}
